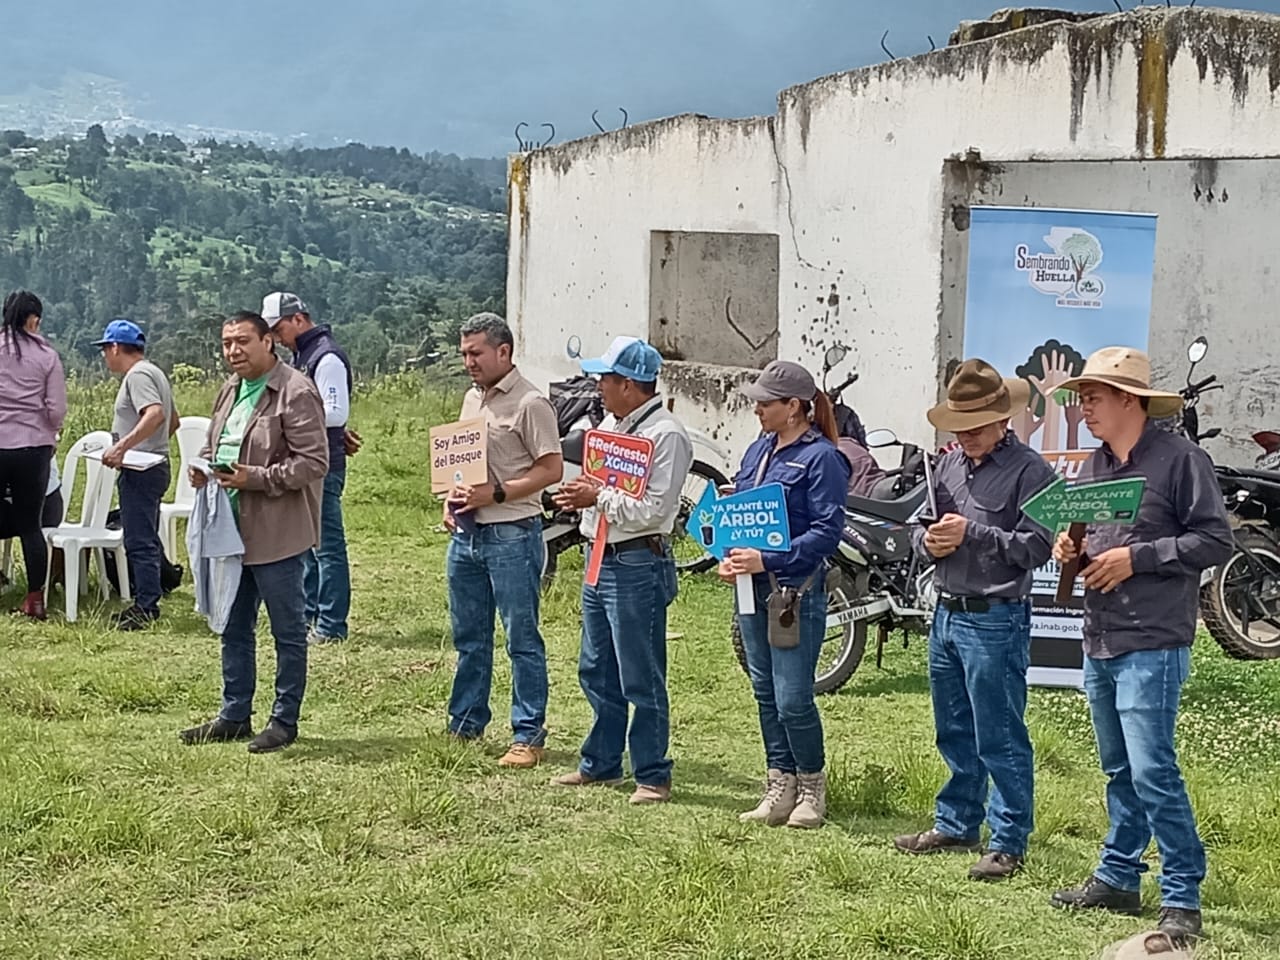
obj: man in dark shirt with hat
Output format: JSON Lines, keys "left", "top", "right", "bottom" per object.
{"left": 894, "top": 359, "right": 1056, "bottom": 881}
{"left": 262, "top": 292, "right": 358, "bottom": 644}
{"left": 1050, "top": 347, "right": 1231, "bottom": 946}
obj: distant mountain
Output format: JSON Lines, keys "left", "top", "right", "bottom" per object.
{"left": 0, "top": 128, "right": 509, "bottom": 375}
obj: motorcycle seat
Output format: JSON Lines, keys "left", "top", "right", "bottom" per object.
{"left": 846, "top": 490, "right": 922, "bottom": 525}
{"left": 561, "top": 430, "right": 585, "bottom": 465}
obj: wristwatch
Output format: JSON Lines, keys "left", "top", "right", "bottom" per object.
{"left": 492, "top": 480, "right": 507, "bottom": 504}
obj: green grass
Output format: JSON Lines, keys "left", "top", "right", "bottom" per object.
{"left": 20, "top": 180, "right": 110, "bottom": 218}
{"left": 2, "top": 379, "right": 1279, "bottom": 958}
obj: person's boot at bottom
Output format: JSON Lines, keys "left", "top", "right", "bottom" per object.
{"left": 738, "top": 769, "right": 797, "bottom": 826}
{"left": 787, "top": 771, "right": 826, "bottom": 829}
{"left": 248, "top": 719, "right": 297, "bottom": 754}
{"left": 1158, "top": 907, "right": 1202, "bottom": 945}
{"left": 968, "top": 851, "right": 1023, "bottom": 881}
{"left": 630, "top": 782, "right": 671, "bottom": 805}
{"left": 1050, "top": 875, "right": 1142, "bottom": 915}
{"left": 14, "top": 591, "right": 46, "bottom": 621}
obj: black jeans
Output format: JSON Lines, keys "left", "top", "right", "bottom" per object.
{"left": 0, "top": 446, "right": 53, "bottom": 591}
{"left": 117, "top": 461, "right": 170, "bottom": 615}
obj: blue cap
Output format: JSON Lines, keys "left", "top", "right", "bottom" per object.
{"left": 579, "top": 336, "right": 662, "bottom": 382}
{"left": 92, "top": 318, "right": 147, "bottom": 348}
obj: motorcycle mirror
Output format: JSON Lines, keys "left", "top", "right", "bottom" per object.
{"left": 823, "top": 344, "right": 848, "bottom": 371}
{"left": 864, "top": 428, "right": 900, "bottom": 448}
{"left": 565, "top": 335, "right": 582, "bottom": 360}
{"left": 1187, "top": 336, "right": 1208, "bottom": 365}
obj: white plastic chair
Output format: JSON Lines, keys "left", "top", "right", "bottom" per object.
{"left": 45, "top": 431, "right": 130, "bottom": 622}
{"left": 160, "top": 416, "right": 210, "bottom": 560}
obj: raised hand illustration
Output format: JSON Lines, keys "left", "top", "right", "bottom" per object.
{"left": 1026, "top": 348, "right": 1080, "bottom": 451}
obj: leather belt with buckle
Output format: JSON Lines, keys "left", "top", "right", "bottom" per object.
{"left": 602, "top": 535, "right": 667, "bottom": 557}
{"left": 939, "top": 595, "right": 1024, "bottom": 614}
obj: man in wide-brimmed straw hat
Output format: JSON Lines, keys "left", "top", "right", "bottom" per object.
{"left": 894, "top": 359, "right": 1056, "bottom": 881}
{"left": 1049, "top": 346, "right": 1232, "bottom": 947}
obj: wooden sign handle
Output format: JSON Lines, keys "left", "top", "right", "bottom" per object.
{"left": 1055, "top": 522, "right": 1087, "bottom": 604}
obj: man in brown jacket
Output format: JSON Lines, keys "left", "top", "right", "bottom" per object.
{"left": 179, "top": 310, "right": 328, "bottom": 754}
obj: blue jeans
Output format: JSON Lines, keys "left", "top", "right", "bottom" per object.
{"left": 1085, "top": 647, "right": 1204, "bottom": 910}
{"left": 118, "top": 461, "right": 170, "bottom": 615}
{"left": 219, "top": 552, "right": 309, "bottom": 728}
{"left": 578, "top": 544, "right": 678, "bottom": 786}
{"left": 446, "top": 519, "right": 548, "bottom": 745}
{"left": 928, "top": 602, "right": 1034, "bottom": 856}
{"left": 303, "top": 469, "right": 350, "bottom": 638}
{"left": 736, "top": 577, "right": 827, "bottom": 774}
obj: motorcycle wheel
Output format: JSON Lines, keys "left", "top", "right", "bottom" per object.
{"left": 1201, "top": 528, "right": 1280, "bottom": 660}
{"left": 729, "top": 572, "right": 870, "bottom": 696}
{"left": 670, "top": 461, "right": 729, "bottom": 575}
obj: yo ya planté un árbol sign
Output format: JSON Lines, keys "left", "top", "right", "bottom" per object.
{"left": 582, "top": 429, "right": 655, "bottom": 587}
{"left": 693, "top": 482, "right": 792, "bottom": 616}
{"left": 1021, "top": 476, "right": 1146, "bottom": 532}
{"left": 429, "top": 417, "right": 488, "bottom": 494}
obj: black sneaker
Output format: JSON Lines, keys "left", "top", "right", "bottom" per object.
{"left": 1158, "top": 907, "right": 1203, "bottom": 944}
{"left": 179, "top": 717, "right": 254, "bottom": 745}
{"left": 248, "top": 719, "right": 298, "bottom": 754}
{"left": 893, "top": 828, "right": 982, "bottom": 855}
{"left": 113, "top": 605, "right": 159, "bottom": 631}
{"left": 1050, "top": 875, "right": 1142, "bottom": 915}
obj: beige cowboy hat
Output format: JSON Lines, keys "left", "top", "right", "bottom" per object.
{"left": 1058, "top": 346, "right": 1183, "bottom": 419}
{"left": 927, "top": 358, "right": 1031, "bottom": 433}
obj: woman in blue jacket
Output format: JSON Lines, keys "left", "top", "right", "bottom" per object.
{"left": 720, "top": 360, "right": 850, "bottom": 829}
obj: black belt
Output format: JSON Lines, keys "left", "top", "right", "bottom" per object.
{"left": 939, "top": 594, "right": 1026, "bottom": 614}
{"left": 601, "top": 535, "right": 667, "bottom": 557}
{"left": 475, "top": 516, "right": 537, "bottom": 530}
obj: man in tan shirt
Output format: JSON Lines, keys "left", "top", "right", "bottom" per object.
{"left": 446, "top": 312, "right": 562, "bottom": 767}
{"left": 179, "top": 310, "right": 328, "bottom": 754}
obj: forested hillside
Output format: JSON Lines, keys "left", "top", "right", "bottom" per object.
{"left": 0, "top": 126, "right": 508, "bottom": 375}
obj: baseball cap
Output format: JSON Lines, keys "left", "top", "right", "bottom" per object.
{"left": 579, "top": 336, "right": 663, "bottom": 383}
{"left": 92, "top": 318, "right": 147, "bottom": 348}
{"left": 260, "top": 292, "right": 308, "bottom": 329}
{"left": 742, "top": 360, "right": 818, "bottom": 402}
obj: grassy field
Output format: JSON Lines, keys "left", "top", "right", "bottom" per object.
{"left": 2, "top": 379, "right": 1279, "bottom": 959}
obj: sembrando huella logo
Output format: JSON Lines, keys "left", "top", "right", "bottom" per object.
{"left": 1014, "top": 226, "right": 1105, "bottom": 309}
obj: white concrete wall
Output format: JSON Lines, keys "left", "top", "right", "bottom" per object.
{"left": 509, "top": 6, "right": 1280, "bottom": 472}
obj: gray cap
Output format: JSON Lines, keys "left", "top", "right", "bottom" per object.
{"left": 261, "top": 292, "right": 308, "bottom": 329}
{"left": 742, "top": 360, "right": 818, "bottom": 402}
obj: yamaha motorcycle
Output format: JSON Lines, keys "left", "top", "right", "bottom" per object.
{"left": 729, "top": 425, "right": 937, "bottom": 695}
{"left": 1177, "top": 337, "right": 1280, "bottom": 660}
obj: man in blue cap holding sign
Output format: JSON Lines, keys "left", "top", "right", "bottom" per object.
{"left": 550, "top": 336, "right": 692, "bottom": 804}
{"left": 95, "top": 318, "right": 179, "bottom": 630}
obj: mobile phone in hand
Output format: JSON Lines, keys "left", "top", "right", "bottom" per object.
{"left": 212, "top": 463, "right": 235, "bottom": 475}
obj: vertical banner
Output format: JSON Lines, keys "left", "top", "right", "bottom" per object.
{"left": 962, "top": 206, "right": 1157, "bottom": 688}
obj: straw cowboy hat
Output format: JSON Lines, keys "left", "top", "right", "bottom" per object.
{"left": 927, "top": 358, "right": 1031, "bottom": 433}
{"left": 1058, "top": 346, "right": 1183, "bottom": 419}
{"left": 1101, "top": 929, "right": 1192, "bottom": 960}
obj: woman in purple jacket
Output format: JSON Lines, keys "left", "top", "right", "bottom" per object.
{"left": 0, "top": 291, "right": 67, "bottom": 620}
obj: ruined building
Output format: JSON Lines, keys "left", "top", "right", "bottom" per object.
{"left": 508, "top": 5, "right": 1280, "bottom": 464}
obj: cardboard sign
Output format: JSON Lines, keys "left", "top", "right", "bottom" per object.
{"left": 583, "top": 429, "right": 655, "bottom": 586}
{"left": 429, "top": 417, "right": 488, "bottom": 494}
{"left": 693, "top": 482, "right": 792, "bottom": 615}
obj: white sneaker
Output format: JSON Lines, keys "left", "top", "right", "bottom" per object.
{"left": 738, "top": 769, "right": 798, "bottom": 826}
{"left": 787, "top": 771, "right": 827, "bottom": 829}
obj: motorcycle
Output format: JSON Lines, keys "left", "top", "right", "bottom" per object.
{"left": 539, "top": 337, "right": 730, "bottom": 586}
{"left": 1176, "top": 337, "right": 1280, "bottom": 660}
{"left": 821, "top": 343, "right": 867, "bottom": 447}
{"left": 729, "top": 426, "right": 937, "bottom": 695}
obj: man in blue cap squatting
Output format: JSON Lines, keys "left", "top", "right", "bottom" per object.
{"left": 96, "top": 318, "right": 179, "bottom": 630}
{"left": 550, "top": 337, "right": 692, "bottom": 805}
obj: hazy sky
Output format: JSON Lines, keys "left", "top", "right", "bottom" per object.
{"left": 11, "top": 0, "right": 1280, "bottom": 156}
